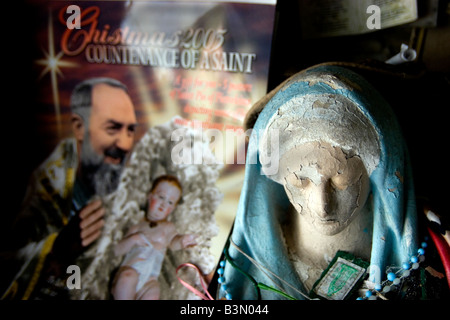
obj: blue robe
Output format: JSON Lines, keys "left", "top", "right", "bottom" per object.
{"left": 221, "top": 65, "right": 418, "bottom": 300}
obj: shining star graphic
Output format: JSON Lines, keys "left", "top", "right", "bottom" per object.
{"left": 35, "top": 9, "right": 78, "bottom": 137}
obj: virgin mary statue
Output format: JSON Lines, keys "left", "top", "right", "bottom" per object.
{"left": 218, "top": 64, "right": 449, "bottom": 300}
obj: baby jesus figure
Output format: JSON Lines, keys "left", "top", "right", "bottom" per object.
{"left": 111, "top": 175, "right": 197, "bottom": 300}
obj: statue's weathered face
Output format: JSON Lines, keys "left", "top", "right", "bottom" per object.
{"left": 280, "top": 141, "right": 370, "bottom": 236}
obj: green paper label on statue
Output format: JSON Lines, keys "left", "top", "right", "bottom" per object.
{"left": 314, "top": 257, "right": 366, "bottom": 300}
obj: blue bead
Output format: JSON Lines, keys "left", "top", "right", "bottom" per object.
{"left": 374, "top": 284, "right": 382, "bottom": 291}
{"left": 218, "top": 277, "right": 225, "bottom": 284}
{"left": 220, "top": 260, "right": 226, "bottom": 267}
{"left": 365, "top": 291, "right": 373, "bottom": 298}
{"left": 356, "top": 297, "right": 364, "bottom": 300}
{"left": 402, "top": 263, "right": 411, "bottom": 270}
{"left": 387, "top": 272, "right": 396, "bottom": 282}
{"left": 225, "top": 293, "right": 232, "bottom": 300}
{"left": 411, "top": 256, "right": 418, "bottom": 263}
{"left": 421, "top": 242, "right": 428, "bottom": 248}
{"left": 221, "top": 284, "right": 228, "bottom": 291}
{"left": 418, "top": 248, "right": 425, "bottom": 255}
{"left": 217, "top": 268, "right": 224, "bottom": 275}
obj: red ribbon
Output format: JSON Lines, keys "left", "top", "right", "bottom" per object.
{"left": 427, "top": 227, "right": 450, "bottom": 289}
{"left": 176, "top": 263, "right": 214, "bottom": 300}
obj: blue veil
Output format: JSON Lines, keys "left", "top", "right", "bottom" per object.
{"left": 221, "top": 65, "right": 418, "bottom": 300}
